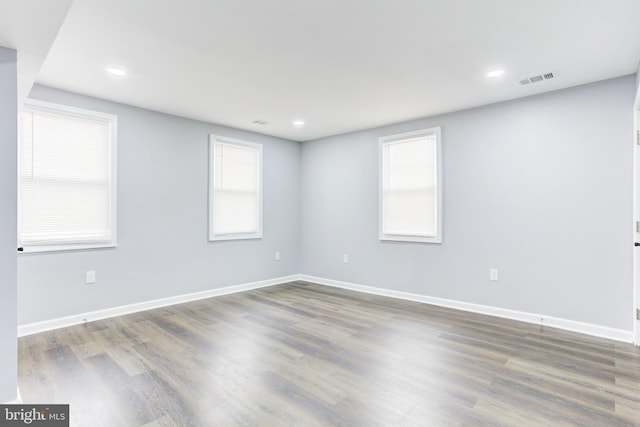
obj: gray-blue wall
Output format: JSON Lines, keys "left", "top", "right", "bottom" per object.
{"left": 300, "top": 75, "right": 635, "bottom": 330}
{"left": 636, "top": 67, "right": 640, "bottom": 108}
{"left": 0, "top": 46, "right": 18, "bottom": 402}
{"left": 18, "top": 76, "right": 637, "bottom": 334}
{"left": 18, "top": 85, "right": 301, "bottom": 325}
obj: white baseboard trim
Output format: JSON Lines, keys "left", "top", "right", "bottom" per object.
{"left": 18, "top": 275, "right": 299, "bottom": 337}
{"left": 5, "top": 388, "right": 22, "bottom": 404}
{"left": 299, "top": 275, "right": 634, "bottom": 343}
{"left": 18, "top": 273, "right": 633, "bottom": 344}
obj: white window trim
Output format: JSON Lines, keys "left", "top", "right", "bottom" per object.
{"left": 208, "top": 135, "right": 263, "bottom": 241}
{"left": 378, "top": 126, "right": 443, "bottom": 243}
{"left": 18, "top": 99, "right": 118, "bottom": 253}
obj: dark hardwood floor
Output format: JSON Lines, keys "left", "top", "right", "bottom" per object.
{"left": 18, "top": 281, "right": 640, "bottom": 426}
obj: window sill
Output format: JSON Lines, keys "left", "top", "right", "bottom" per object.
{"left": 18, "top": 243, "right": 117, "bottom": 254}
{"left": 209, "top": 233, "right": 263, "bottom": 242}
{"left": 379, "top": 234, "right": 442, "bottom": 244}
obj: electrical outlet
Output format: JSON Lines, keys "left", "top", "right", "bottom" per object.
{"left": 343, "top": 254, "right": 349, "bottom": 264}
{"left": 489, "top": 269, "right": 499, "bottom": 281}
{"left": 86, "top": 270, "right": 96, "bottom": 284}
{"left": 275, "top": 251, "right": 280, "bottom": 261}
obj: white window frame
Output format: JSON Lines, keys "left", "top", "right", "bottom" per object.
{"left": 208, "top": 135, "right": 263, "bottom": 241}
{"left": 379, "top": 126, "right": 443, "bottom": 243}
{"left": 18, "top": 99, "right": 118, "bottom": 253}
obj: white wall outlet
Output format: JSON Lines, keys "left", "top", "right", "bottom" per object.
{"left": 343, "top": 254, "right": 349, "bottom": 264}
{"left": 86, "top": 270, "right": 96, "bottom": 284}
{"left": 275, "top": 251, "right": 280, "bottom": 261}
{"left": 489, "top": 268, "right": 499, "bottom": 281}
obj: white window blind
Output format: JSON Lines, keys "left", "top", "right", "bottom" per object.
{"left": 209, "top": 135, "right": 262, "bottom": 240}
{"left": 379, "top": 127, "right": 442, "bottom": 243}
{"left": 18, "top": 101, "right": 117, "bottom": 251}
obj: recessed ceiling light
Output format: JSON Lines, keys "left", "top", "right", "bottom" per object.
{"left": 106, "top": 67, "right": 126, "bottom": 76}
{"left": 293, "top": 120, "right": 305, "bottom": 128}
{"left": 487, "top": 69, "right": 505, "bottom": 78}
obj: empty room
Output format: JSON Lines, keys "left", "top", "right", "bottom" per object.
{"left": 1, "top": 0, "right": 640, "bottom": 425}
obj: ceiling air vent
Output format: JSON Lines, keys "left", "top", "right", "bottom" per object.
{"left": 252, "top": 120, "right": 270, "bottom": 126}
{"left": 519, "top": 71, "right": 555, "bottom": 85}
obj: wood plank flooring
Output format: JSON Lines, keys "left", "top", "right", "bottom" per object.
{"left": 18, "top": 281, "right": 640, "bottom": 426}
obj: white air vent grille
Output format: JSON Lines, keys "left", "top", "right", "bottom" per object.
{"left": 519, "top": 72, "right": 554, "bottom": 85}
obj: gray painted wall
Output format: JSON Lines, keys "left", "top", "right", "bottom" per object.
{"left": 300, "top": 76, "right": 635, "bottom": 331}
{"left": 636, "top": 66, "right": 640, "bottom": 108}
{"left": 18, "top": 76, "right": 636, "bottom": 334}
{"left": 18, "top": 85, "right": 301, "bottom": 325}
{"left": 0, "top": 46, "right": 17, "bottom": 402}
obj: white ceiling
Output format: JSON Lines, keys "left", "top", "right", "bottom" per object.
{"left": 3, "top": 0, "right": 640, "bottom": 141}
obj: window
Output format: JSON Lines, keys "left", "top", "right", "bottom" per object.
{"left": 379, "top": 127, "right": 442, "bottom": 243}
{"left": 209, "top": 135, "right": 262, "bottom": 241}
{"left": 18, "top": 100, "right": 117, "bottom": 252}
